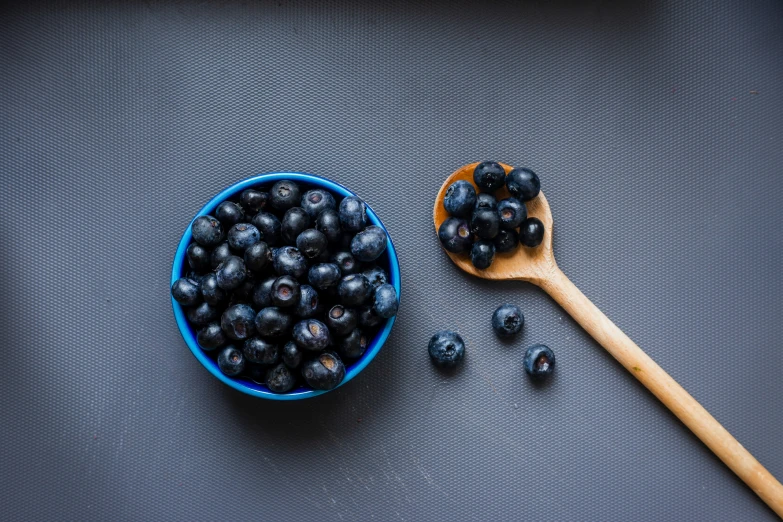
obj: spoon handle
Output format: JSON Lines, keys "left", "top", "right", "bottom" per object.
{"left": 539, "top": 266, "right": 783, "bottom": 518}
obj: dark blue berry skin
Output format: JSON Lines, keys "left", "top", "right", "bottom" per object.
{"left": 227, "top": 223, "right": 260, "bottom": 252}
{"left": 471, "top": 240, "right": 495, "bottom": 269}
{"left": 506, "top": 167, "right": 540, "bottom": 201}
{"left": 243, "top": 241, "right": 271, "bottom": 272}
{"left": 315, "top": 209, "right": 342, "bottom": 244}
{"left": 523, "top": 344, "right": 555, "bottom": 379}
{"left": 171, "top": 277, "right": 201, "bottom": 306}
{"left": 197, "top": 322, "right": 227, "bottom": 351}
{"left": 338, "top": 232, "right": 355, "bottom": 251}
{"left": 339, "top": 196, "right": 367, "bottom": 232}
{"left": 520, "top": 217, "right": 545, "bottom": 247}
{"left": 325, "top": 305, "right": 357, "bottom": 336}
{"left": 373, "top": 284, "right": 398, "bottom": 318}
{"left": 296, "top": 229, "right": 328, "bottom": 259}
{"left": 252, "top": 277, "right": 276, "bottom": 309}
{"left": 470, "top": 208, "right": 500, "bottom": 239}
{"left": 292, "top": 319, "right": 331, "bottom": 352}
{"left": 295, "top": 285, "right": 320, "bottom": 318}
{"left": 301, "top": 352, "right": 345, "bottom": 390}
{"left": 271, "top": 275, "right": 301, "bottom": 308}
{"left": 216, "top": 256, "right": 247, "bottom": 290}
{"left": 269, "top": 180, "right": 301, "bottom": 212}
{"left": 308, "top": 263, "right": 341, "bottom": 290}
{"left": 357, "top": 305, "right": 383, "bottom": 329}
{"left": 281, "top": 207, "right": 311, "bottom": 245}
{"left": 191, "top": 215, "right": 224, "bottom": 248}
{"left": 186, "top": 243, "right": 211, "bottom": 273}
{"left": 186, "top": 302, "right": 219, "bottom": 327}
{"left": 217, "top": 346, "right": 245, "bottom": 377}
{"left": 254, "top": 307, "right": 294, "bottom": 338}
{"left": 497, "top": 198, "right": 527, "bottom": 230}
{"left": 243, "top": 337, "right": 279, "bottom": 365}
{"left": 351, "top": 226, "right": 387, "bottom": 262}
{"left": 220, "top": 304, "right": 257, "bottom": 341}
{"left": 438, "top": 217, "right": 473, "bottom": 253}
{"left": 492, "top": 304, "right": 524, "bottom": 337}
{"left": 428, "top": 330, "right": 465, "bottom": 368}
{"left": 362, "top": 266, "right": 388, "bottom": 289}
{"left": 210, "top": 242, "right": 232, "bottom": 269}
{"left": 266, "top": 363, "right": 297, "bottom": 393}
{"left": 338, "top": 274, "right": 372, "bottom": 306}
{"left": 301, "top": 189, "right": 337, "bottom": 219}
{"left": 474, "top": 192, "right": 498, "bottom": 211}
{"left": 281, "top": 340, "right": 303, "bottom": 369}
{"left": 273, "top": 246, "right": 308, "bottom": 279}
{"left": 336, "top": 328, "right": 369, "bottom": 359}
{"left": 200, "top": 273, "right": 228, "bottom": 306}
{"left": 473, "top": 161, "right": 506, "bottom": 191}
{"left": 240, "top": 189, "right": 268, "bottom": 213}
{"left": 493, "top": 229, "right": 519, "bottom": 253}
{"left": 444, "top": 180, "right": 477, "bottom": 218}
{"left": 331, "top": 251, "right": 358, "bottom": 275}
{"left": 251, "top": 212, "right": 282, "bottom": 246}
{"left": 215, "top": 201, "right": 246, "bottom": 227}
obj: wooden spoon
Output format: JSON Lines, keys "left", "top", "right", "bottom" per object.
{"left": 434, "top": 162, "right": 783, "bottom": 517}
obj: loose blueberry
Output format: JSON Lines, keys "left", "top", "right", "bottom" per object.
{"left": 301, "top": 352, "right": 345, "bottom": 390}
{"left": 273, "top": 246, "right": 308, "bottom": 279}
{"left": 493, "top": 229, "right": 519, "bottom": 253}
{"left": 473, "top": 161, "right": 505, "bottom": 192}
{"left": 254, "top": 307, "right": 294, "bottom": 338}
{"left": 200, "top": 273, "right": 228, "bottom": 306}
{"left": 217, "top": 346, "right": 245, "bottom": 377}
{"left": 339, "top": 196, "right": 367, "bottom": 232}
{"left": 428, "top": 330, "right": 465, "bottom": 368}
{"left": 296, "top": 229, "right": 328, "bottom": 259}
{"left": 186, "top": 243, "right": 211, "bottom": 273}
{"left": 220, "top": 304, "right": 257, "bottom": 341}
{"left": 362, "top": 266, "right": 388, "bottom": 289}
{"left": 266, "top": 363, "right": 297, "bottom": 393}
{"left": 351, "top": 226, "right": 387, "bottom": 262}
{"left": 330, "top": 251, "right": 358, "bottom": 275}
{"left": 444, "top": 180, "right": 477, "bottom": 218}
{"left": 196, "top": 322, "right": 227, "bottom": 351}
{"left": 301, "top": 189, "right": 336, "bottom": 219}
{"left": 281, "top": 207, "right": 311, "bottom": 245}
{"left": 252, "top": 276, "right": 276, "bottom": 309}
{"left": 281, "top": 340, "right": 303, "bottom": 369}
{"left": 251, "top": 212, "right": 282, "bottom": 246}
{"left": 227, "top": 223, "right": 260, "bottom": 252}
{"left": 215, "top": 201, "right": 246, "bottom": 227}
{"left": 474, "top": 192, "right": 498, "bottom": 211}
{"left": 438, "top": 217, "right": 473, "bottom": 253}
{"left": 506, "top": 167, "right": 540, "bottom": 201}
{"left": 295, "top": 284, "right": 320, "bottom": 318}
{"left": 315, "top": 208, "right": 342, "bottom": 243}
{"left": 240, "top": 189, "right": 268, "bottom": 213}
{"left": 492, "top": 304, "right": 524, "bottom": 337}
{"left": 271, "top": 275, "right": 301, "bottom": 308}
{"left": 337, "top": 274, "right": 372, "bottom": 306}
{"left": 191, "top": 215, "right": 224, "bottom": 248}
{"left": 171, "top": 277, "right": 201, "bottom": 306}
{"left": 497, "top": 197, "right": 527, "bottom": 230}
{"left": 243, "top": 337, "right": 279, "bottom": 365}
{"left": 471, "top": 240, "right": 495, "bottom": 269}
{"left": 325, "top": 305, "right": 357, "bottom": 336}
{"left": 243, "top": 241, "right": 271, "bottom": 272}
{"left": 216, "top": 255, "right": 247, "bottom": 290}
{"left": 186, "top": 301, "right": 219, "bottom": 327}
{"left": 520, "top": 217, "right": 545, "bottom": 247}
{"left": 307, "top": 263, "right": 341, "bottom": 290}
{"left": 292, "top": 319, "right": 331, "bottom": 352}
{"left": 336, "top": 328, "right": 369, "bottom": 359}
{"left": 470, "top": 208, "right": 500, "bottom": 239}
{"left": 523, "top": 344, "right": 555, "bottom": 379}
{"left": 210, "top": 242, "right": 232, "bottom": 269}
{"left": 269, "top": 180, "right": 301, "bottom": 212}
{"left": 373, "top": 284, "right": 398, "bottom": 319}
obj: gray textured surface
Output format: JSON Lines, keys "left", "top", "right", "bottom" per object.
{"left": 1, "top": 1, "right": 782, "bottom": 520}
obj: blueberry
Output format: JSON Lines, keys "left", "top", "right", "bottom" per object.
{"left": 301, "top": 352, "right": 345, "bottom": 390}
{"left": 216, "top": 256, "right": 247, "bottom": 290}
{"left": 243, "top": 241, "right": 271, "bottom": 272}
{"left": 523, "top": 344, "right": 555, "bottom": 379}
{"left": 240, "top": 189, "right": 269, "bottom": 213}
{"left": 336, "top": 328, "right": 369, "bottom": 359}
{"left": 339, "top": 196, "right": 367, "bottom": 232}
{"left": 266, "top": 363, "right": 297, "bottom": 393}
{"left": 281, "top": 340, "right": 303, "bottom": 369}
{"left": 245, "top": 363, "right": 267, "bottom": 384}
{"left": 493, "top": 229, "right": 519, "bottom": 253}
{"left": 520, "top": 217, "right": 545, "bottom": 247}
{"left": 492, "top": 304, "right": 524, "bottom": 337}
{"left": 220, "top": 304, "right": 257, "bottom": 340}
{"left": 444, "top": 180, "right": 477, "bottom": 217}
{"left": 243, "top": 337, "right": 279, "bottom": 365}
{"left": 301, "top": 189, "right": 336, "bottom": 219}
{"left": 191, "top": 215, "right": 224, "bottom": 248}
{"left": 471, "top": 240, "right": 495, "bottom": 269}
{"left": 217, "top": 346, "right": 245, "bottom": 377}
{"left": 186, "top": 301, "right": 219, "bottom": 327}
{"left": 186, "top": 243, "right": 211, "bottom": 273}
{"left": 506, "top": 167, "right": 540, "bottom": 201}
{"left": 252, "top": 276, "right": 276, "bottom": 309}
{"left": 292, "top": 319, "right": 331, "bottom": 352}
{"left": 271, "top": 275, "right": 301, "bottom": 308}
{"left": 227, "top": 223, "right": 260, "bottom": 252}
{"left": 428, "top": 330, "right": 465, "bottom": 368}
{"left": 281, "top": 207, "right": 311, "bottom": 245}
{"left": 272, "top": 246, "right": 308, "bottom": 279}
{"left": 470, "top": 208, "right": 500, "bottom": 239}
{"left": 373, "top": 284, "right": 398, "bottom": 318}
{"left": 210, "top": 242, "right": 232, "bottom": 269}
{"left": 438, "top": 217, "right": 473, "bottom": 253}
{"left": 196, "top": 322, "right": 227, "bottom": 351}
{"left": 473, "top": 161, "right": 506, "bottom": 192}
{"left": 306, "top": 263, "right": 340, "bottom": 290}
{"left": 315, "top": 208, "right": 342, "bottom": 243}
{"left": 171, "top": 277, "right": 201, "bottom": 306}
{"left": 215, "top": 201, "right": 246, "bottom": 227}
{"left": 269, "top": 180, "right": 301, "bottom": 212}
{"left": 497, "top": 197, "right": 527, "bottom": 230}
{"left": 357, "top": 305, "right": 383, "bottom": 329}
{"left": 295, "top": 284, "right": 320, "bottom": 318}
{"left": 474, "top": 192, "right": 498, "bottom": 211}
{"left": 330, "top": 251, "right": 358, "bottom": 275}
{"left": 296, "top": 229, "right": 327, "bottom": 259}
{"left": 254, "top": 307, "right": 294, "bottom": 338}
{"left": 351, "top": 226, "right": 387, "bottom": 262}
{"left": 337, "top": 274, "right": 372, "bottom": 306}
{"left": 250, "top": 212, "right": 282, "bottom": 246}
{"left": 200, "top": 273, "right": 228, "bottom": 306}
{"left": 325, "top": 305, "right": 357, "bottom": 336}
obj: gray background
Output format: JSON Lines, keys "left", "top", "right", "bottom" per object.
{"left": 1, "top": 1, "right": 782, "bottom": 520}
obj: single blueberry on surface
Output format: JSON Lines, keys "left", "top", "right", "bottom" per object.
{"left": 281, "top": 340, "right": 303, "bottom": 369}
{"left": 266, "top": 363, "right": 297, "bottom": 393}
{"left": 308, "top": 263, "right": 342, "bottom": 290}
{"left": 301, "top": 189, "right": 336, "bottom": 218}
{"left": 252, "top": 276, "right": 276, "bottom": 309}
{"left": 301, "top": 352, "right": 345, "bottom": 390}
{"left": 200, "top": 273, "right": 227, "bottom": 306}
{"left": 351, "top": 226, "right": 387, "bottom": 262}
{"left": 357, "top": 305, "right": 383, "bottom": 329}
{"left": 216, "top": 255, "right": 247, "bottom": 290}
{"left": 339, "top": 196, "right": 367, "bottom": 232}
{"left": 215, "top": 201, "right": 246, "bottom": 227}
{"left": 444, "top": 180, "right": 477, "bottom": 217}
{"left": 227, "top": 223, "right": 261, "bottom": 252}
{"left": 373, "top": 284, "right": 398, "bottom": 319}
{"left": 523, "top": 344, "right": 555, "bottom": 379}
{"left": 210, "top": 242, "right": 232, "bottom": 269}
{"left": 325, "top": 304, "right": 357, "bottom": 336}
{"left": 254, "top": 307, "right": 294, "bottom": 338}
{"left": 186, "top": 243, "right": 211, "bottom": 273}
{"left": 331, "top": 251, "right": 358, "bottom": 275}
{"left": 428, "top": 330, "right": 465, "bottom": 368}
{"left": 243, "top": 241, "right": 271, "bottom": 272}
{"left": 362, "top": 266, "right": 388, "bottom": 289}
{"left": 292, "top": 319, "right": 331, "bottom": 352}
{"left": 243, "top": 337, "right": 279, "bottom": 365}
{"left": 336, "top": 328, "right": 369, "bottom": 359}
{"left": 186, "top": 302, "right": 219, "bottom": 327}
{"left": 240, "top": 189, "right": 268, "bottom": 213}
{"left": 438, "top": 217, "right": 472, "bottom": 253}
{"left": 250, "top": 212, "right": 282, "bottom": 246}
{"left": 295, "top": 284, "right": 320, "bottom": 318}
{"left": 337, "top": 274, "right": 372, "bottom": 306}
{"left": 191, "top": 215, "right": 224, "bottom": 248}
{"left": 520, "top": 217, "right": 545, "bottom": 247}
{"left": 473, "top": 161, "right": 506, "bottom": 191}
{"left": 296, "top": 228, "right": 328, "bottom": 259}
{"left": 474, "top": 192, "right": 498, "bottom": 211}
{"left": 506, "top": 167, "right": 540, "bottom": 201}
{"left": 271, "top": 275, "right": 301, "bottom": 308}
{"left": 492, "top": 304, "right": 524, "bottom": 337}
{"left": 471, "top": 240, "right": 495, "bottom": 269}
{"left": 171, "top": 277, "right": 201, "bottom": 306}
{"left": 493, "top": 229, "right": 519, "bottom": 253}
{"left": 273, "top": 246, "right": 308, "bottom": 279}
{"left": 281, "top": 207, "right": 311, "bottom": 245}
{"left": 470, "top": 208, "right": 500, "bottom": 240}
{"left": 497, "top": 198, "right": 527, "bottom": 230}
{"left": 220, "top": 304, "right": 257, "bottom": 341}
{"left": 217, "top": 346, "right": 245, "bottom": 377}
{"left": 197, "top": 322, "right": 227, "bottom": 351}
{"left": 269, "top": 180, "right": 301, "bottom": 211}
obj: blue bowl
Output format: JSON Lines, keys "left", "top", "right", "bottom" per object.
{"left": 171, "top": 172, "right": 400, "bottom": 400}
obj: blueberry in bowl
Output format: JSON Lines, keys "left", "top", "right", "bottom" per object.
{"left": 171, "top": 172, "right": 400, "bottom": 400}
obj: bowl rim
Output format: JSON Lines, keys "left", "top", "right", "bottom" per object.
{"left": 170, "top": 171, "right": 400, "bottom": 400}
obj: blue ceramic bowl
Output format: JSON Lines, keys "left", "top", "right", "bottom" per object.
{"left": 171, "top": 172, "right": 400, "bottom": 400}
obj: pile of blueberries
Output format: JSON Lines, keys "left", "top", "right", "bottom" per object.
{"left": 438, "top": 161, "right": 545, "bottom": 269}
{"left": 170, "top": 180, "right": 399, "bottom": 393}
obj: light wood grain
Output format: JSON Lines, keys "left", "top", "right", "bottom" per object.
{"left": 433, "top": 162, "right": 783, "bottom": 518}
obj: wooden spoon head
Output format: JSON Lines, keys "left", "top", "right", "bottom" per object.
{"left": 433, "top": 162, "right": 555, "bottom": 284}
